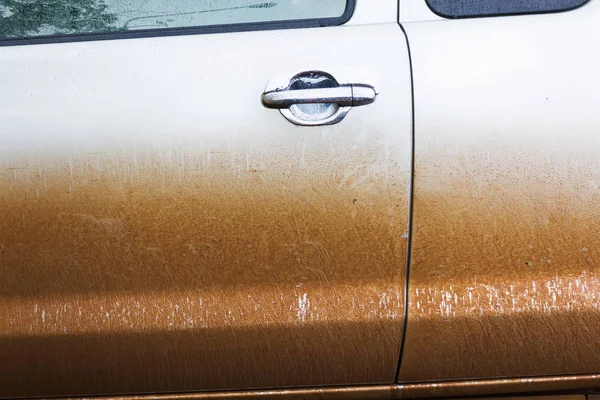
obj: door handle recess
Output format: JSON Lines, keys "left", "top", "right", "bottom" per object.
{"left": 261, "top": 71, "right": 378, "bottom": 126}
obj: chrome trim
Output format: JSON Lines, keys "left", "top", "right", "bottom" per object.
{"left": 262, "top": 85, "right": 376, "bottom": 109}
{"left": 261, "top": 71, "right": 377, "bottom": 126}
{"left": 44, "top": 374, "right": 600, "bottom": 400}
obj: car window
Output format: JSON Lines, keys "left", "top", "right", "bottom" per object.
{"left": 0, "top": 0, "right": 348, "bottom": 40}
{"left": 426, "top": 0, "right": 589, "bottom": 18}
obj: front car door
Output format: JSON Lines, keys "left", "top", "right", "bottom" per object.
{"left": 0, "top": 0, "right": 413, "bottom": 397}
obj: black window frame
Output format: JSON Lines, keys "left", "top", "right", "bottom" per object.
{"left": 0, "top": 0, "right": 355, "bottom": 47}
{"left": 425, "top": 0, "right": 590, "bottom": 19}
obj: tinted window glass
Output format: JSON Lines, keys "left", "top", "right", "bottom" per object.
{"left": 427, "top": 0, "right": 588, "bottom": 17}
{"left": 0, "top": 0, "right": 348, "bottom": 39}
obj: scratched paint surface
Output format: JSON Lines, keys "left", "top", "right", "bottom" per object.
{"left": 0, "top": 133, "right": 409, "bottom": 397}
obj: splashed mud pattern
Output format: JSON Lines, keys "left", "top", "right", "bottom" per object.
{"left": 399, "top": 134, "right": 600, "bottom": 381}
{"left": 0, "top": 136, "right": 409, "bottom": 397}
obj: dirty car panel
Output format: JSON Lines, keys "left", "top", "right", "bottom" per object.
{"left": 398, "top": 0, "right": 600, "bottom": 383}
{"left": 0, "top": 17, "right": 413, "bottom": 399}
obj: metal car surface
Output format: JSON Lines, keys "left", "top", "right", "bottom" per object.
{"left": 0, "top": 0, "right": 412, "bottom": 398}
{"left": 2, "top": 0, "right": 600, "bottom": 399}
{"left": 398, "top": 0, "right": 600, "bottom": 384}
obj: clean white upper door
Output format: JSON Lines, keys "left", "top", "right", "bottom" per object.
{"left": 0, "top": 1, "right": 413, "bottom": 397}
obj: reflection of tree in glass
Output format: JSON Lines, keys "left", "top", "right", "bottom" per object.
{"left": 0, "top": 0, "right": 117, "bottom": 37}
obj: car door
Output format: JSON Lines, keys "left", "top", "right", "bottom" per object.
{"left": 398, "top": 0, "right": 600, "bottom": 393}
{"left": 0, "top": 0, "right": 413, "bottom": 398}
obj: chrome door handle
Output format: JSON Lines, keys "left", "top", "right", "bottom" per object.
{"left": 261, "top": 71, "right": 378, "bottom": 126}
{"left": 262, "top": 85, "right": 377, "bottom": 109}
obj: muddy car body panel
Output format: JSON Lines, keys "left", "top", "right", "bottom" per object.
{"left": 398, "top": 0, "right": 600, "bottom": 383}
{"left": 0, "top": 1, "right": 413, "bottom": 397}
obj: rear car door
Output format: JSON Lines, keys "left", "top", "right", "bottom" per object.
{"left": 398, "top": 0, "right": 600, "bottom": 390}
{"left": 0, "top": 0, "right": 413, "bottom": 398}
